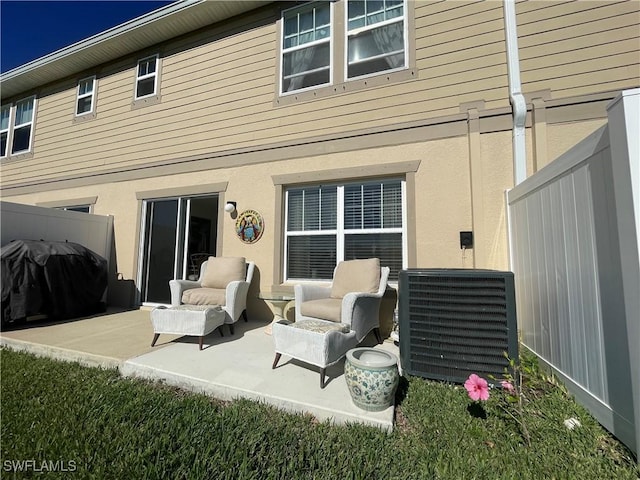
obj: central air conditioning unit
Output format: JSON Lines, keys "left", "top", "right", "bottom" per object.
{"left": 398, "top": 269, "right": 518, "bottom": 384}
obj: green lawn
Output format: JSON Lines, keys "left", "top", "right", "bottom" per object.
{"left": 1, "top": 348, "right": 637, "bottom": 479}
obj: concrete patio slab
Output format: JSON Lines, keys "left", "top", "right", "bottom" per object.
{"left": 122, "top": 318, "right": 398, "bottom": 431}
{"left": 0, "top": 308, "right": 180, "bottom": 368}
{"left": 0, "top": 308, "right": 400, "bottom": 431}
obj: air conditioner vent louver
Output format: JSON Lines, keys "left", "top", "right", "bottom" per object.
{"left": 399, "top": 269, "right": 518, "bottom": 384}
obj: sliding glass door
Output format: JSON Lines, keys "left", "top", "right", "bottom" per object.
{"left": 139, "top": 195, "right": 218, "bottom": 305}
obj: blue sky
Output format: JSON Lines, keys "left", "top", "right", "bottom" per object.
{"left": 1, "top": 1, "right": 174, "bottom": 73}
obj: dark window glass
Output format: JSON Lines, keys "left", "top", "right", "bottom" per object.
{"left": 11, "top": 125, "right": 31, "bottom": 153}
{"left": 77, "top": 96, "right": 92, "bottom": 114}
{"left": 0, "top": 131, "right": 7, "bottom": 157}
{"left": 137, "top": 77, "right": 155, "bottom": 98}
{"left": 287, "top": 235, "right": 337, "bottom": 279}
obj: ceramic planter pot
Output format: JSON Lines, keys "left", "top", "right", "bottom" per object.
{"left": 344, "top": 347, "right": 399, "bottom": 412}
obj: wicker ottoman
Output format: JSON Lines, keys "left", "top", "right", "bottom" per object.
{"left": 272, "top": 319, "right": 358, "bottom": 388}
{"left": 151, "top": 305, "right": 225, "bottom": 350}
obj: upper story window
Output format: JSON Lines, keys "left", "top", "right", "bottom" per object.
{"left": 347, "top": 0, "right": 406, "bottom": 79}
{"left": 276, "top": 0, "right": 411, "bottom": 103}
{"left": 76, "top": 76, "right": 96, "bottom": 116}
{"left": 281, "top": 2, "right": 332, "bottom": 93}
{"left": 136, "top": 55, "right": 158, "bottom": 99}
{"left": 13, "top": 97, "right": 36, "bottom": 154}
{"left": 1, "top": 96, "right": 37, "bottom": 157}
{"left": 0, "top": 105, "right": 9, "bottom": 158}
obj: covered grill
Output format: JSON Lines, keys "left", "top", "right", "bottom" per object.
{"left": 1, "top": 240, "right": 108, "bottom": 326}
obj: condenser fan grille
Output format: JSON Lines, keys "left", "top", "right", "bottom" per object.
{"left": 399, "top": 269, "right": 518, "bottom": 383}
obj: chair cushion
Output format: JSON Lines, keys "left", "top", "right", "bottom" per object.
{"left": 291, "top": 319, "right": 351, "bottom": 334}
{"left": 201, "top": 256, "right": 246, "bottom": 289}
{"left": 330, "top": 258, "right": 380, "bottom": 299}
{"left": 300, "top": 298, "right": 342, "bottom": 323}
{"left": 182, "top": 287, "right": 226, "bottom": 306}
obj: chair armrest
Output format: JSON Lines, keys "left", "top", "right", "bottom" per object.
{"left": 169, "top": 279, "right": 200, "bottom": 306}
{"left": 224, "top": 280, "right": 250, "bottom": 323}
{"left": 294, "top": 284, "right": 332, "bottom": 321}
{"left": 342, "top": 292, "right": 383, "bottom": 342}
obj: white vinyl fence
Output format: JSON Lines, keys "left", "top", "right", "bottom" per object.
{"left": 507, "top": 89, "right": 639, "bottom": 455}
{"left": 1, "top": 201, "right": 116, "bottom": 305}
{"left": 1, "top": 201, "right": 113, "bottom": 262}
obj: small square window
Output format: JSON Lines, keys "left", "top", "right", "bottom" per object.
{"left": 135, "top": 55, "right": 159, "bottom": 99}
{"left": 76, "top": 77, "right": 95, "bottom": 116}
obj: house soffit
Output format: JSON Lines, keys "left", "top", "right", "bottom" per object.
{"left": 0, "top": 0, "right": 271, "bottom": 100}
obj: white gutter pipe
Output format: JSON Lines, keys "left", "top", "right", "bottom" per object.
{"left": 503, "top": 0, "right": 527, "bottom": 185}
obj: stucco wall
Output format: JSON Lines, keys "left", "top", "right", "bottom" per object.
{"left": 2, "top": 118, "right": 625, "bottom": 317}
{"left": 5, "top": 136, "right": 476, "bottom": 315}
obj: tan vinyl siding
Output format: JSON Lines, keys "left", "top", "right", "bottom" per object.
{"left": 517, "top": 0, "right": 640, "bottom": 99}
{"left": 1, "top": 2, "right": 496, "bottom": 186}
{"left": 12, "top": 25, "right": 280, "bottom": 179}
{"left": 415, "top": 0, "right": 509, "bottom": 110}
{"left": 2, "top": 0, "right": 638, "bottom": 189}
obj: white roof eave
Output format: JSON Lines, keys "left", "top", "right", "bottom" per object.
{"left": 0, "top": 0, "right": 271, "bottom": 100}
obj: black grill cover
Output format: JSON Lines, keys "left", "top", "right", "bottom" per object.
{"left": 1, "top": 240, "right": 108, "bottom": 325}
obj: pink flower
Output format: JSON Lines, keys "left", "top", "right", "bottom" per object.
{"left": 464, "top": 374, "right": 490, "bottom": 401}
{"left": 501, "top": 380, "right": 515, "bottom": 393}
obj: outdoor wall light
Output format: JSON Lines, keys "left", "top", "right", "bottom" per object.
{"left": 224, "top": 201, "right": 237, "bottom": 214}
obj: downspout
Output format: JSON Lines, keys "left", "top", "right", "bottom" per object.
{"left": 503, "top": 0, "right": 527, "bottom": 185}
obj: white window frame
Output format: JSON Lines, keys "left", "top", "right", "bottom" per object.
{"left": 0, "top": 104, "right": 11, "bottom": 159}
{"left": 284, "top": 178, "right": 406, "bottom": 282}
{"left": 135, "top": 54, "right": 159, "bottom": 100}
{"left": 63, "top": 205, "right": 91, "bottom": 213}
{"left": 76, "top": 76, "right": 96, "bottom": 116}
{"left": 280, "top": 2, "right": 333, "bottom": 95}
{"left": 5, "top": 96, "right": 37, "bottom": 156}
{"left": 345, "top": 0, "right": 408, "bottom": 81}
